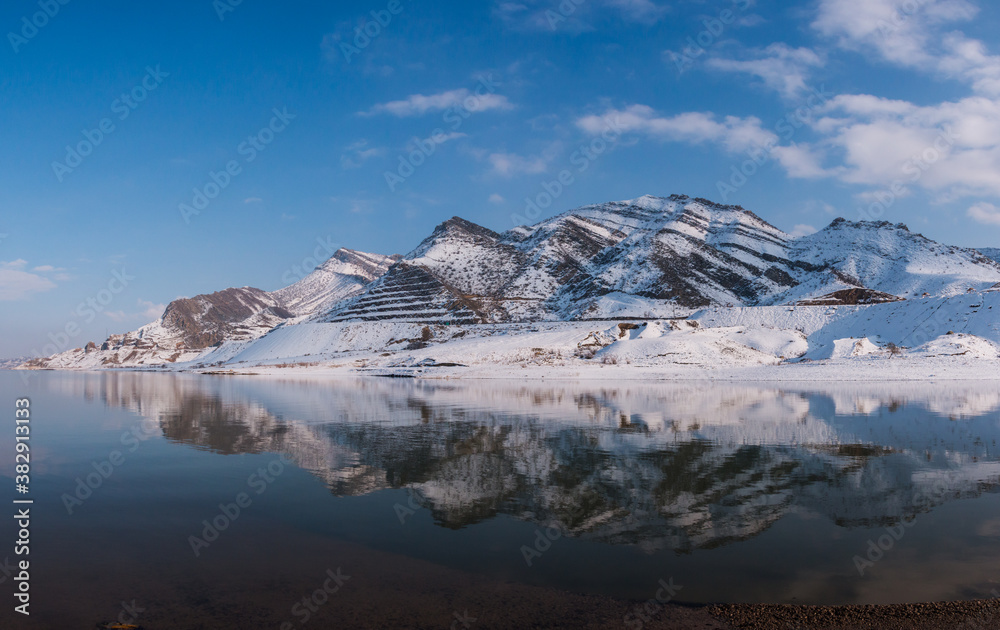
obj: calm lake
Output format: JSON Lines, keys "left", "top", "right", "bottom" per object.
{"left": 2, "top": 371, "right": 1000, "bottom": 628}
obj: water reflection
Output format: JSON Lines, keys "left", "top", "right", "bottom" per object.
{"left": 55, "top": 373, "right": 1000, "bottom": 554}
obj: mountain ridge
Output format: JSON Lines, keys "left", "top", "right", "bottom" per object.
{"left": 326, "top": 194, "right": 1000, "bottom": 323}
{"left": 19, "top": 193, "right": 1000, "bottom": 369}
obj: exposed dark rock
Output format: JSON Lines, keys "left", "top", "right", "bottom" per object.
{"left": 796, "top": 288, "right": 904, "bottom": 306}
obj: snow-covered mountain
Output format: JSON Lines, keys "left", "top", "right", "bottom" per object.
{"left": 18, "top": 194, "right": 1000, "bottom": 370}
{"left": 272, "top": 248, "right": 402, "bottom": 318}
{"left": 23, "top": 248, "right": 398, "bottom": 369}
{"left": 325, "top": 195, "right": 1000, "bottom": 324}
{"left": 781, "top": 219, "right": 1000, "bottom": 302}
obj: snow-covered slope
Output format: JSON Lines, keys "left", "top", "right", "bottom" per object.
{"left": 271, "top": 248, "right": 401, "bottom": 318}
{"left": 169, "top": 285, "right": 998, "bottom": 380}
{"left": 23, "top": 248, "right": 397, "bottom": 369}
{"left": 327, "top": 195, "right": 804, "bottom": 323}
{"left": 325, "top": 195, "right": 1000, "bottom": 324}
{"left": 779, "top": 219, "right": 1000, "bottom": 302}
{"left": 24, "top": 287, "right": 293, "bottom": 370}
{"left": 18, "top": 193, "right": 1000, "bottom": 374}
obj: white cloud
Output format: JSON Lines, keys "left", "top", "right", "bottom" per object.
{"left": 707, "top": 44, "right": 824, "bottom": 99}
{"left": 489, "top": 193, "right": 505, "bottom": 204}
{"left": 348, "top": 199, "right": 375, "bottom": 215}
{"left": 939, "top": 33, "right": 1000, "bottom": 97}
{"left": 790, "top": 224, "right": 819, "bottom": 237}
{"left": 577, "top": 105, "right": 777, "bottom": 153}
{"left": 815, "top": 94, "right": 1000, "bottom": 196}
{"left": 812, "top": 0, "right": 1000, "bottom": 95}
{"left": 243, "top": 197, "right": 264, "bottom": 204}
{"left": 104, "top": 299, "right": 167, "bottom": 323}
{"left": 364, "top": 89, "right": 513, "bottom": 117}
{"left": 489, "top": 152, "right": 549, "bottom": 176}
{"left": 968, "top": 202, "right": 1000, "bottom": 226}
{"left": 488, "top": 142, "right": 561, "bottom": 177}
{"left": 0, "top": 261, "right": 56, "bottom": 301}
{"left": 812, "top": 0, "right": 976, "bottom": 64}
{"left": 770, "top": 143, "right": 836, "bottom": 179}
{"left": 1, "top": 259, "right": 28, "bottom": 271}
{"left": 566, "top": 2, "right": 1000, "bottom": 219}
{"left": 340, "top": 139, "right": 383, "bottom": 168}
{"left": 140, "top": 300, "right": 166, "bottom": 319}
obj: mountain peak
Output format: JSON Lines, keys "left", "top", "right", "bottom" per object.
{"left": 827, "top": 217, "right": 910, "bottom": 232}
{"left": 432, "top": 216, "right": 499, "bottom": 238}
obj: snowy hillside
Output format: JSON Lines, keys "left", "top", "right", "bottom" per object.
{"left": 779, "top": 219, "right": 1000, "bottom": 302}
{"left": 22, "top": 248, "right": 397, "bottom": 369}
{"left": 272, "top": 248, "right": 401, "bottom": 318}
{"left": 17, "top": 193, "right": 1000, "bottom": 377}
{"left": 325, "top": 195, "right": 1000, "bottom": 325}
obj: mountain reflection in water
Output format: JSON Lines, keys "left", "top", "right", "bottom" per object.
{"left": 56, "top": 373, "right": 1000, "bottom": 555}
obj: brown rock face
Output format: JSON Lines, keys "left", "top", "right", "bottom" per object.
{"left": 160, "top": 287, "right": 291, "bottom": 349}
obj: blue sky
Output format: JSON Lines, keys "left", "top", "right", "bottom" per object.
{"left": 3, "top": 0, "right": 1000, "bottom": 357}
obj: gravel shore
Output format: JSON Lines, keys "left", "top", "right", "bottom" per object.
{"left": 707, "top": 600, "right": 1000, "bottom": 630}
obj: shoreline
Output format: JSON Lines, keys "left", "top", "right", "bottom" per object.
{"left": 100, "top": 359, "right": 1000, "bottom": 382}
{"left": 706, "top": 599, "right": 1000, "bottom": 630}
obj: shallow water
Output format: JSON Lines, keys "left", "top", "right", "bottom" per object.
{"left": 2, "top": 371, "right": 1000, "bottom": 627}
